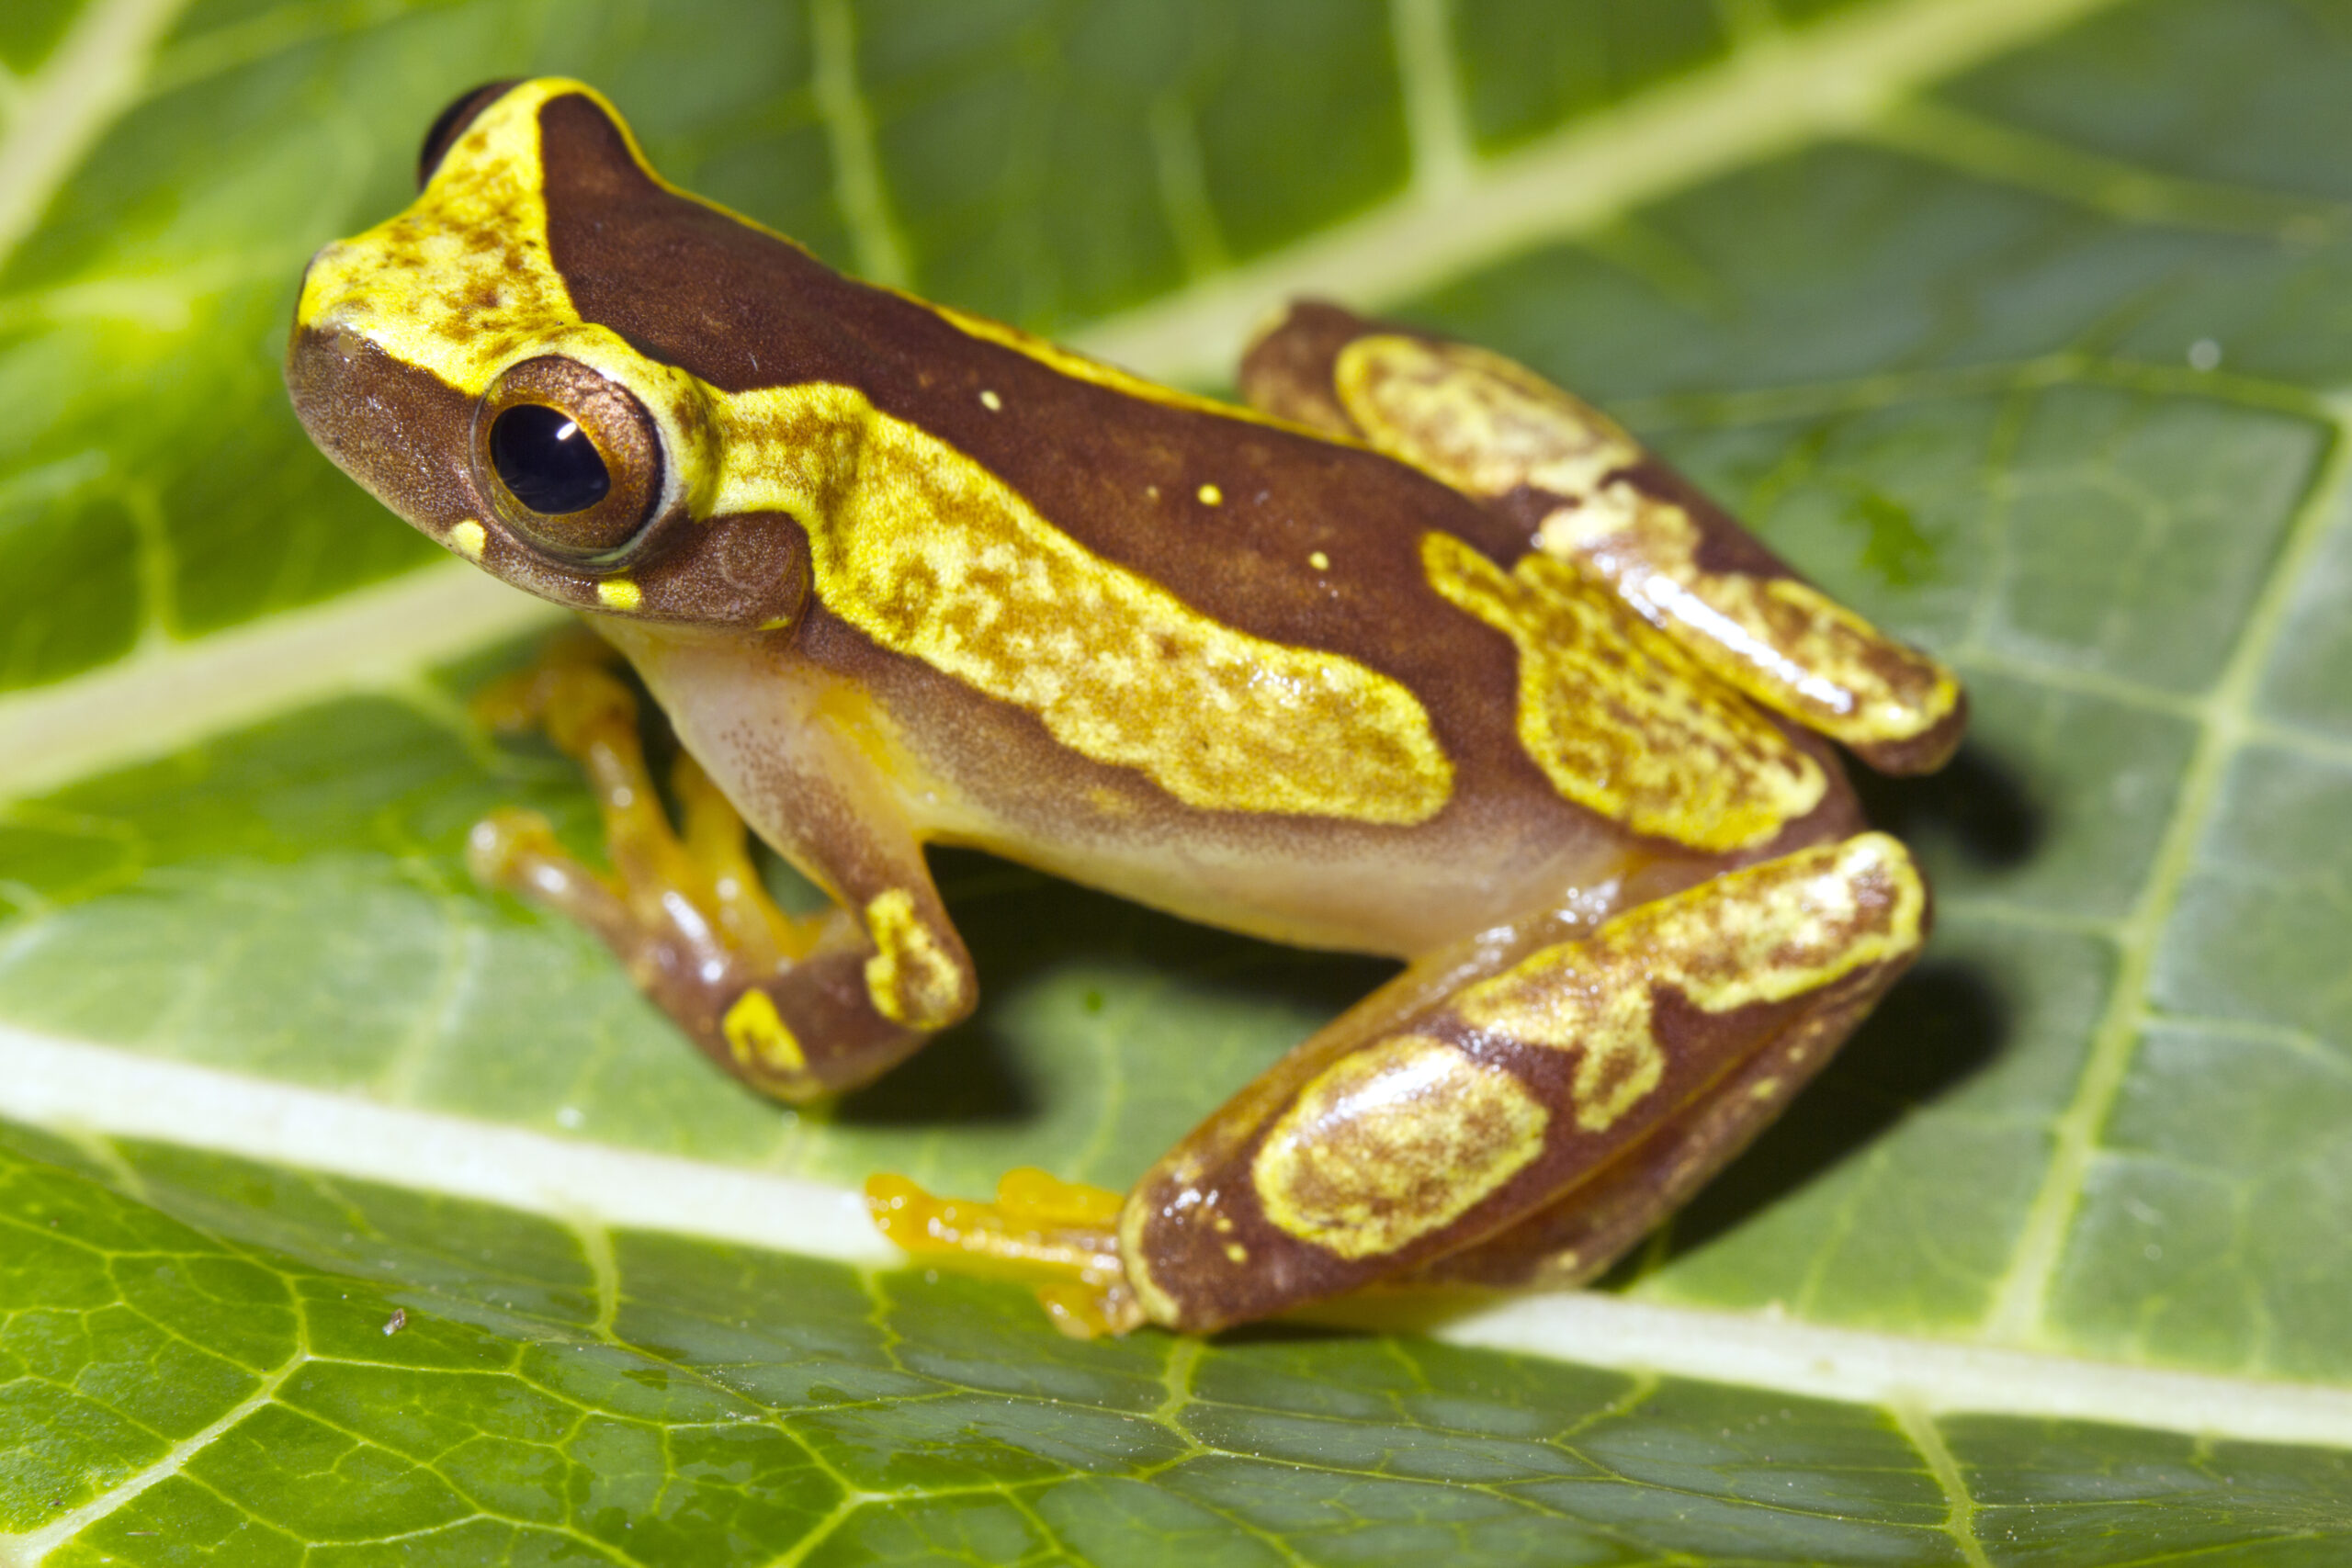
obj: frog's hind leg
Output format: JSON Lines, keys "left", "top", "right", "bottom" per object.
{"left": 1401, "top": 953, "right": 1886, "bottom": 1294}
{"left": 878, "top": 832, "right": 1928, "bottom": 1335}
{"left": 466, "top": 642, "right": 928, "bottom": 1100}
{"left": 1239, "top": 302, "right": 1965, "bottom": 774}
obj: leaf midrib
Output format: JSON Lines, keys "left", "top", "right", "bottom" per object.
{"left": 7, "top": 1021, "right": 2352, "bottom": 1450}
{"left": 1074, "top": 0, "right": 2138, "bottom": 383}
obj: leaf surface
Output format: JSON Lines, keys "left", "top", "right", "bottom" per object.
{"left": 3, "top": 0, "right": 2350, "bottom": 1561}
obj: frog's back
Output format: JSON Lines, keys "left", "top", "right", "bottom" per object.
{"left": 531, "top": 94, "right": 1667, "bottom": 857}
{"left": 505, "top": 89, "right": 1855, "bottom": 954}
{"left": 536, "top": 91, "right": 1544, "bottom": 688}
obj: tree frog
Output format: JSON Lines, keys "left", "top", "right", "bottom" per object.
{"left": 287, "top": 81, "right": 1965, "bottom": 1337}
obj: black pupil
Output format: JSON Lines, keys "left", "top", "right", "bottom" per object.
{"left": 490, "top": 404, "right": 611, "bottom": 513}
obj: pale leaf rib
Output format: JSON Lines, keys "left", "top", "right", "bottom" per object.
{"left": 0, "top": 0, "right": 193, "bottom": 272}
{"left": 7, "top": 1024, "right": 2352, "bottom": 1450}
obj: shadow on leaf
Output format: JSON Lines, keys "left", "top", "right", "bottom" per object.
{"left": 833, "top": 848, "right": 1394, "bottom": 1129}
{"left": 1851, "top": 739, "right": 2043, "bottom": 872}
{"left": 1655, "top": 956, "right": 2011, "bottom": 1266}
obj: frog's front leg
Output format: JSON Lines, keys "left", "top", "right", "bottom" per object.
{"left": 882, "top": 832, "right": 1924, "bottom": 1334}
{"left": 469, "top": 645, "right": 971, "bottom": 1101}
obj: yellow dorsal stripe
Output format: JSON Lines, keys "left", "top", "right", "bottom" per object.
{"left": 711, "top": 382, "right": 1453, "bottom": 823}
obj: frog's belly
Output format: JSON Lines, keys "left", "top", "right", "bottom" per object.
{"left": 603, "top": 614, "right": 1855, "bottom": 961}
{"left": 945, "top": 807, "right": 1639, "bottom": 957}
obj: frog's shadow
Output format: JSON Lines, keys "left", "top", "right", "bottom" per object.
{"left": 1655, "top": 739, "right": 2039, "bottom": 1261}
{"left": 1651, "top": 958, "right": 2008, "bottom": 1264}
{"left": 1851, "top": 739, "right": 2041, "bottom": 872}
{"left": 830, "top": 852, "right": 1394, "bottom": 1129}
{"left": 836, "top": 740, "right": 2040, "bottom": 1186}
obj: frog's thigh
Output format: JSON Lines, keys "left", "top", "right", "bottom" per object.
{"left": 1405, "top": 962, "right": 1886, "bottom": 1292}
{"left": 1238, "top": 303, "right": 1963, "bottom": 774}
{"left": 1121, "top": 831, "right": 1926, "bottom": 1332}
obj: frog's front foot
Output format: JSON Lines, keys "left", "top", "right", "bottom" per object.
{"left": 468, "top": 646, "right": 949, "bottom": 1100}
{"left": 865, "top": 1168, "right": 1145, "bottom": 1337}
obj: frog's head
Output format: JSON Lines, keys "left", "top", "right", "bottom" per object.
{"left": 286, "top": 79, "right": 810, "bottom": 629}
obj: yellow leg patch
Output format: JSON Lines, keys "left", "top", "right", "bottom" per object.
{"left": 1335, "top": 333, "right": 1641, "bottom": 501}
{"left": 1422, "top": 532, "right": 1825, "bottom": 851}
{"left": 861, "top": 888, "right": 967, "bottom": 1030}
{"left": 1457, "top": 833, "right": 1926, "bottom": 1134}
{"left": 1536, "top": 491, "right": 1963, "bottom": 761}
{"left": 1330, "top": 331, "right": 1961, "bottom": 768}
{"left": 1251, "top": 1033, "right": 1550, "bottom": 1260}
{"left": 721, "top": 989, "right": 805, "bottom": 1077}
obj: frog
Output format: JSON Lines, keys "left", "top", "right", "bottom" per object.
{"left": 286, "top": 79, "right": 1965, "bottom": 1337}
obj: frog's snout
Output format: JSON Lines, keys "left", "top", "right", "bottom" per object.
{"left": 283, "top": 314, "right": 372, "bottom": 460}
{"left": 284, "top": 307, "right": 479, "bottom": 544}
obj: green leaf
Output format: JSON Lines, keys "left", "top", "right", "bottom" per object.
{"left": 4, "top": 0, "right": 2351, "bottom": 1561}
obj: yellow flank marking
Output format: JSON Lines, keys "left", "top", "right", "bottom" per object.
{"left": 1537, "top": 492, "right": 1963, "bottom": 749}
{"left": 1339, "top": 334, "right": 1641, "bottom": 501}
{"left": 1309, "top": 550, "right": 1330, "bottom": 571}
{"left": 1252, "top": 1033, "right": 1549, "bottom": 1260}
{"left": 595, "top": 578, "right": 641, "bottom": 611}
{"left": 923, "top": 299, "right": 1349, "bottom": 443}
{"left": 861, "top": 888, "right": 965, "bottom": 1030}
{"left": 449, "top": 520, "right": 487, "bottom": 560}
{"left": 979, "top": 389, "right": 1002, "bottom": 411}
{"left": 712, "top": 381, "right": 1453, "bottom": 823}
{"left": 721, "top": 989, "right": 806, "bottom": 1076}
{"left": 1422, "top": 533, "right": 1821, "bottom": 850}
{"left": 1337, "top": 333, "right": 1959, "bottom": 750}
{"left": 1197, "top": 483, "right": 1223, "bottom": 506}
{"left": 1456, "top": 833, "right": 1926, "bottom": 1133}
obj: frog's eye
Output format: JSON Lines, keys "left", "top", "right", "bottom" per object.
{"left": 418, "top": 81, "right": 520, "bottom": 187}
{"left": 472, "top": 356, "right": 666, "bottom": 562}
